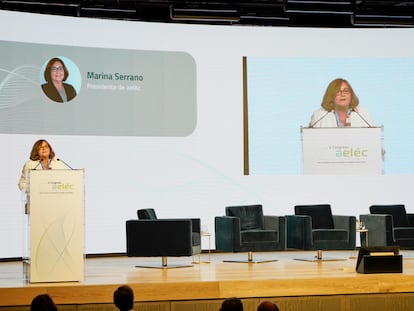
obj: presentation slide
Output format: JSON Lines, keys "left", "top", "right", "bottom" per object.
{"left": 0, "top": 41, "right": 196, "bottom": 136}
{"left": 1, "top": 10, "right": 414, "bottom": 258}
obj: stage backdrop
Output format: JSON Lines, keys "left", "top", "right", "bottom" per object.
{"left": 0, "top": 10, "right": 413, "bottom": 257}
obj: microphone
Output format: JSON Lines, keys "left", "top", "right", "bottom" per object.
{"left": 309, "top": 110, "right": 332, "bottom": 128}
{"left": 57, "top": 158, "right": 74, "bottom": 170}
{"left": 32, "top": 161, "right": 41, "bottom": 170}
{"left": 353, "top": 110, "right": 373, "bottom": 127}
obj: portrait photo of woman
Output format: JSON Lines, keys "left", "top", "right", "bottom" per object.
{"left": 41, "top": 57, "right": 77, "bottom": 103}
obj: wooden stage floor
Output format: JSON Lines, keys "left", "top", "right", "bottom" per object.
{"left": 1, "top": 250, "right": 414, "bottom": 308}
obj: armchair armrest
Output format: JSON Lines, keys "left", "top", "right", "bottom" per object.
{"left": 286, "top": 215, "right": 312, "bottom": 250}
{"left": 333, "top": 215, "right": 356, "bottom": 248}
{"left": 360, "top": 214, "right": 394, "bottom": 247}
{"left": 191, "top": 218, "right": 201, "bottom": 233}
{"left": 407, "top": 214, "right": 414, "bottom": 227}
{"left": 189, "top": 218, "right": 201, "bottom": 255}
{"left": 215, "top": 216, "right": 240, "bottom": 251}
{"left": 332, "top": 215, "right": 355, "bottom": 230}
{"left": 264, "top": 215, "right": 286, "bottom": 250}
{"left": 263, "top": 215, "right": 280, "bottom": 231}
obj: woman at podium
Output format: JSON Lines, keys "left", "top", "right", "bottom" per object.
{"left": 309, "top": 78, "right": 375, "bottom": 128}
{"left": 18, "top": 139, "right": 64, "bottom": 191}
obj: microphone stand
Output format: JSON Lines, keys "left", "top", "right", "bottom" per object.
{"left": 57, "top": 158, "right": 74, "bottom": 170}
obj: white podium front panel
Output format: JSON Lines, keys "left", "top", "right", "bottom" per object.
{"left": 29, "top": 169, "right": 84, "bottom": 283}
{"left": 302, "top": 127, "right": 383, "bottom": 175}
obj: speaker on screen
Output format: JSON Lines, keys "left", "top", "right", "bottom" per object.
{"left": 356, "top": 246, "right": 402, "bottom": 274}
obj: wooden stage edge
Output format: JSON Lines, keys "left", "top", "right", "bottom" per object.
{"left": 1, "top": 250, "right": 414, "bottom": 307}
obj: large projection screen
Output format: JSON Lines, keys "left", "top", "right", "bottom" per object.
{"left": 1, "top": 10, "right": 414, "bottom": 258}
{"left": 245, "top": 57, "right": 414, "bottom": 175}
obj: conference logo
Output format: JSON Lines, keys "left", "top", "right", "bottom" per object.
{"left": 51, "top": 182, "right": 75, "bottom": 191}
{"left": 39, "top": 181, "right": 75, "bottom": 194}
{"left": 329, "top": 145, "right": 368, "bottom": 158}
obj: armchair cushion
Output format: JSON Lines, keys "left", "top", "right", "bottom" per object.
{"left": 313, "top": 229, "right": 348, "bottom": 241}
{"left": 370, "top": 205, "right": 409, "bottom": 227}
{"left": 394, "top": 227, "right": 414, "bottom": 240}
{"left": 137, "top": 208, "right": 158, "bottom": 220}
{"left": 226, "top": 205, "right": 264, "bottom": 230}
{"left": 241, "top": 230, "right": 279, "bottom": 244}
{"left": 295, "top": 204, "right": 334, "bottom": 229}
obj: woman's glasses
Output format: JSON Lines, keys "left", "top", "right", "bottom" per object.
{"left": 336, "top": 88, "right": 350, "bottom": 96}
{"left": 50, "top": 66, "right": 64, "bottom": 72}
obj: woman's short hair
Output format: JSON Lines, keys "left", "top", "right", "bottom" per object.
{"left": 30, "top": 294, "right": 58, "bottom": 311}
{"left": 30, "top": 139, "right": 55, "bottom": 161}
{"left": 113, "top": 285, "right": 134, "bottom": 311}
{"left": 257, "top": 300, "right": 279, "bottom": 311}
{"left": 44, "top": 57, "right": 69, "bottom": 82}
{"left": 321, "top": 78, "right": 359, "bottom": 111}
{"left": 220, "top": 298, "right": 243, "bottom": 311}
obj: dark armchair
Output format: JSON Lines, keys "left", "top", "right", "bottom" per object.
{"left": 215, "top": 204, "right": 286, "bottom": 263}
{"left": 286, "top": 204, "right": 356, "bottom": 261}
{"left": 137, "top": 208, "right": 201, "bottom": 255}
{"left": 360, "top": 204, "right": 414, "bottom": 249}
{"left": 125, "top": 208, "right": 201, "bottom": 268}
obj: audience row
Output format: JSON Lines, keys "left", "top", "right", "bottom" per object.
{"left": 29, "top": 286, "right": 279, "bottom": 311}
{"left": 221, "top": 297, "right": 279, "bottom": 311}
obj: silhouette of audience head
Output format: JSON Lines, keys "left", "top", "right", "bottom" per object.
{"left": 220, "top": 297, "right": 243, "bottom": 311}
{"left": 257, "top": 300, "right": 279, "bottom": 311}
{"left": 30, "top": 294, "right": 58, "bottom": 311}
{"left": 113, "top": 285, "right": 134, "bottom": 311}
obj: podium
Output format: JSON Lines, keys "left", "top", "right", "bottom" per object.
{"left": 301, "top": 126, "right": 383, "bottom": 175}
{"left": 25, "top": 169, "right": 85, "bottom": 283}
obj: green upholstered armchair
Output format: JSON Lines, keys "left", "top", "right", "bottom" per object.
{"left": 215, "top": 204, "right": 286, "bottom": 262}
{"left": 286, "top": 204, "right": 356, "bottom": 260}
{"left": 360, "top": 205, "right": 414, "bottom": 249}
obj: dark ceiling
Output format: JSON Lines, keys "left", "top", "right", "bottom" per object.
{"left": 1, "top": 0, "right": 414, "bottom": 27}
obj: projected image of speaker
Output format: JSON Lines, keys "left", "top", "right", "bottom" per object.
{"left": 356, "top": 246, "right": 402, "bottom": 274}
